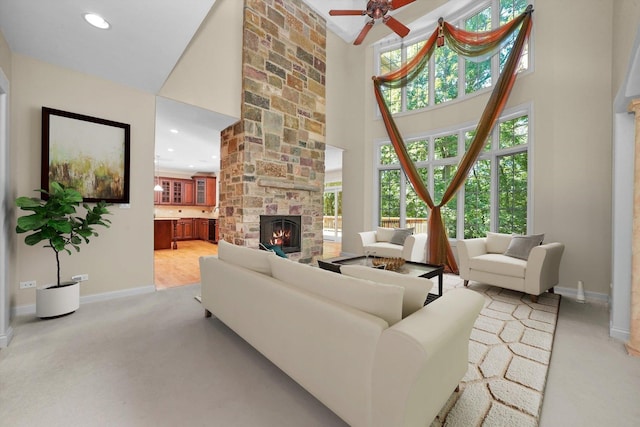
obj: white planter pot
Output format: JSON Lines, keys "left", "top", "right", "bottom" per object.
{"left": 36, "top": 281, "right": 80, "bottom": 318}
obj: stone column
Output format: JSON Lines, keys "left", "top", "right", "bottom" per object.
{"left": 628, "top": 98, "right": 640, "bottom": 357}
{"left": 218, "top": 0, "right": 326, "bottom": 262}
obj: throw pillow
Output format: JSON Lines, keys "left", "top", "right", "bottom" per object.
{"left": 389, "top": 227, "right": 414, "bottom": 246}
{"left": 340, "top": 264, "right": 432, "bottom": 318}
{"left": 486, "top": 232, "right": 513, "bottom": 253}
{"left": 218, "top": 240, "right": 275, "bottom": 275}
{"left": 503, "top": 234, "right": 545, "bottom": 260}
{"left": 268, "top": 256, "right": 404, "bottom": 325}
{"left": 376, "top": 227, "right": 396, "bottom": 242}
{"left": 260, "top": 243, "right": 288, "bottom": 258}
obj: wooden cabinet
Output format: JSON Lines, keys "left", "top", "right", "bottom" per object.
{"left": 154, "top": 219, "right": 173, "bottom": 250}
{"left": 155, "top": 176, "right": 213, "bottom": 206}
{"left": 196, "top": 219, "right": 209, "bottom": 240}
{"left": 156, "top": 179, "right": 172, "bottom": 204}
{"left": 175, "top": 218, "right": 194, "bottom": 240}
{"left": 193, "top": 176, "right": 217, "bottom": 207}
{"left": 156, "top": 178, "right": 194, "bottom": 205}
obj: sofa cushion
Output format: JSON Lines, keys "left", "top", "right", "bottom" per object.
{"left": 268, "top": 256, "right": 404, "bottom": 325}
{"left": 340, "top": 265, "right": 432, "bottom": 318}
{"left": 469, "top": 253, "right": 526, "bottom": 278}
{"left": 504, "top": 234, "right": 545, "bottom": 260}
{"left": 389, "top": 227, "right": 414, "bottom": 245}
{"left": 486, "top": 232, "right": 513, "bottom": 254}
{"left": 218, "top": 240, "right": 275, "bottom": 276}
{"left": 376, "top": 227, "right": 396, "bottom": 242}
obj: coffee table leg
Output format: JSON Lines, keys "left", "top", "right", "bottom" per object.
{"left": 438, "top": 272, "right": 443, "bottom": 295}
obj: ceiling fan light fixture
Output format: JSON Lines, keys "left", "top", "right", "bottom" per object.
{"left": 83, "top": 13, "right": 110, "bottom": 30}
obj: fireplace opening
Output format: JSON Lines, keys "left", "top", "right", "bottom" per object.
{"left": 260, "top": 215, "right": 301, "bottom": 254}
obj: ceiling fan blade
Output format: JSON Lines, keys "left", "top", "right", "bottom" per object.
{"left": 384, "top": 16, "right": 410, "bottom": 38}
{"left": 329, "top": 9, "right": 366, "bottom": 16}
{"left": 390, "top": 0, "right": 416, "bottom": 9}
{"left": 354, "top": 21, "right": 374, "bottom": 45}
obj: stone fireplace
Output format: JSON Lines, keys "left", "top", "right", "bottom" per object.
{"left": 217, "top": 0, "right": 326, "bottom": 262}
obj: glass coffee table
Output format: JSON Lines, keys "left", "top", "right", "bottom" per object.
{"left": 328, "top": 256, "right": 444, "bottom": 305}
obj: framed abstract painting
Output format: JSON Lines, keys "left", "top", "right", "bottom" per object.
{"left": 41, "top": 107, "right": 130, "bottom": 203}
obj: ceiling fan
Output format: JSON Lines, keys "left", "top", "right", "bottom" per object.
{"left": 329, "top": 0, "right": 416, "bottom": 45}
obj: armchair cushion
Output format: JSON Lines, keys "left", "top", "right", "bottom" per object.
{"left": 503, "top": 234, "right": 545, "bottom": 260}
{"left": 469, "top": 254, "right": 526, "bottom": 278}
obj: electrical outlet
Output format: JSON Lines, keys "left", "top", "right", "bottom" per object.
{"left": 71, "top": 274, "right": 89, "bottom": 282}
{"left": 20, "top": 280, "right": 37, "bottom": 289}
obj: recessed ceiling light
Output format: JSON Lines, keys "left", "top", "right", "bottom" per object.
{"left": 170, "top": 129, "right": 179, "bottom": 134}
{"left": 212, "top": 155, "right": 217, "bottom": 159}
{"left": 83, "top": 13, "right": 110, "bottom": 30}
{"left": 167, "top": 148, "right": 174, "bottom": 152}
{"left": 189, "top": 165, "right": 195, "bottom": 168}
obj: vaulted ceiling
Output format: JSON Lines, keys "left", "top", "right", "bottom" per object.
{"left": 1, "top": 1, "right": 638, "bottom": 173}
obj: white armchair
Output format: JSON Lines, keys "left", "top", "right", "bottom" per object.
{"left": 457, "top": 232, "right": 564, "bottom": 302}
{"left": 358, "top": 227, "right": 428, "bottom": 262}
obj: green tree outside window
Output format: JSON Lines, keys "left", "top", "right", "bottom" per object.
{"left": 465, "top": 7, "right": 492, "bottom": 94}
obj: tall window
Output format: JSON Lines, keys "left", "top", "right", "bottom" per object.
{"left": 377, "top": 0, "right": 529, "bottom": 113}
{"left": 376, "top": 111, "right": 530, "bottom": 239}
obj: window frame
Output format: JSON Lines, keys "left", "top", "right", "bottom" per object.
{"left": 373, "top": 0, "right": 535, "bottom": 116}
{"left": 374, "top": 104, "right": 532, "bottom": 240}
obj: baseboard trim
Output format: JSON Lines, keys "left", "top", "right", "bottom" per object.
{"left": 554, "top": 286, "right": 609, "bottom": 303}
{"left": 11, "top": 285, "right": 156, "bottom": 317}
{"left": 0, "top": 326, "right": 14, "bottom": 348}
{"left": 610, "top": 325, "right": 631, "bottom": 342}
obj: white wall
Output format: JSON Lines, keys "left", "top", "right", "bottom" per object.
{"left": 159, "top": 0, "right": 243, "bottom": 118}
{"left": 10, "top": 54, "right": 156, "bottom": 309}
{"left": 0, "top": 28, "right": 12, "bottom": 346}
{"left": 325, "top": 31, "right": 368, "bottom": 255}
{"left": 610, "top": 1, "right": 640, "bottom": 340}
{"left": 330, "top": 0, "right": 617, "bottom": 296}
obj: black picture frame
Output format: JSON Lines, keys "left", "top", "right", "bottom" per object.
{"left": 41, "top": 107, "right": 130, "bottom": 203}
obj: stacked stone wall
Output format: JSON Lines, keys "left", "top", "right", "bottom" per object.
{"left": 219, "top": 0, "right": 326, "bottom": 261}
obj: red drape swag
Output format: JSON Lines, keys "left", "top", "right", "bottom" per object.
{"left": 373, "top": 6, "right": 533, "bottom": 273}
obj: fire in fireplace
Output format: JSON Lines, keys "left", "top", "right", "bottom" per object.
{"left": 260, "top": 215, "right": 301, "bottom": 254}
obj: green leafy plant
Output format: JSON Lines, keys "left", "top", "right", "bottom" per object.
{"left": 15, "top": 182, "right": 112, "bottom": 287}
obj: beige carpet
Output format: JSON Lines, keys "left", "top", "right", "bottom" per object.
{"left": 432, "top": 276, "right": 560, "bottom": 427}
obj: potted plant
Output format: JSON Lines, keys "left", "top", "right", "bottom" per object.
{"left": 15, "top": 181, "right": 112, "bottom": 318}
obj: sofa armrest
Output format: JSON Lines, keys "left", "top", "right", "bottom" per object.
{"left": 358, "top": 231, "right": 377, "bottom": 254}
{"left": 525, "top": 242, "right": 565, "bottom": 295}
{"left": 371, "top": 288, "right": 484, "bottom": 427}
{"left": 457, "top": 238, "right": 487, "bottom": 279}
{"left": 401, "top": 233, "right": 427, "bottom": 262}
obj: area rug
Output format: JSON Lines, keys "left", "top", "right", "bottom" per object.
{"left": 430, "top": 275, "right": 561, "bottom": 427}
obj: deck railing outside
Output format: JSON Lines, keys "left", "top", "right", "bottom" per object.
{"left": 323, "top": 216, "right": 428, "bottom": 234}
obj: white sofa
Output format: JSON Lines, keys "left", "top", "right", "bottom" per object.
{"left": 200, "top": 240, "right": 484, "bottom": 427}
{"left": 457, "top": 232, "right": 565, "bottom": 302}
{"left": 358, "top": 227, "right": 428, "bottom": 262}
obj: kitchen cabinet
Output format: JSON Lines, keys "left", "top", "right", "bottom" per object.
{"left": 196, "top": 219, "right": 209, "bottom": 241}
{"left": 156, "top": 178, "right": 194, "bottom": 205}
{"left": 154, "top": 219, "right": 175, "bottom": 250}
{"left": 193, "top": 176, "right": 217, "bottom": 207}
{"left": 175, "top": 218, "right": 194, "bottom": 240}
